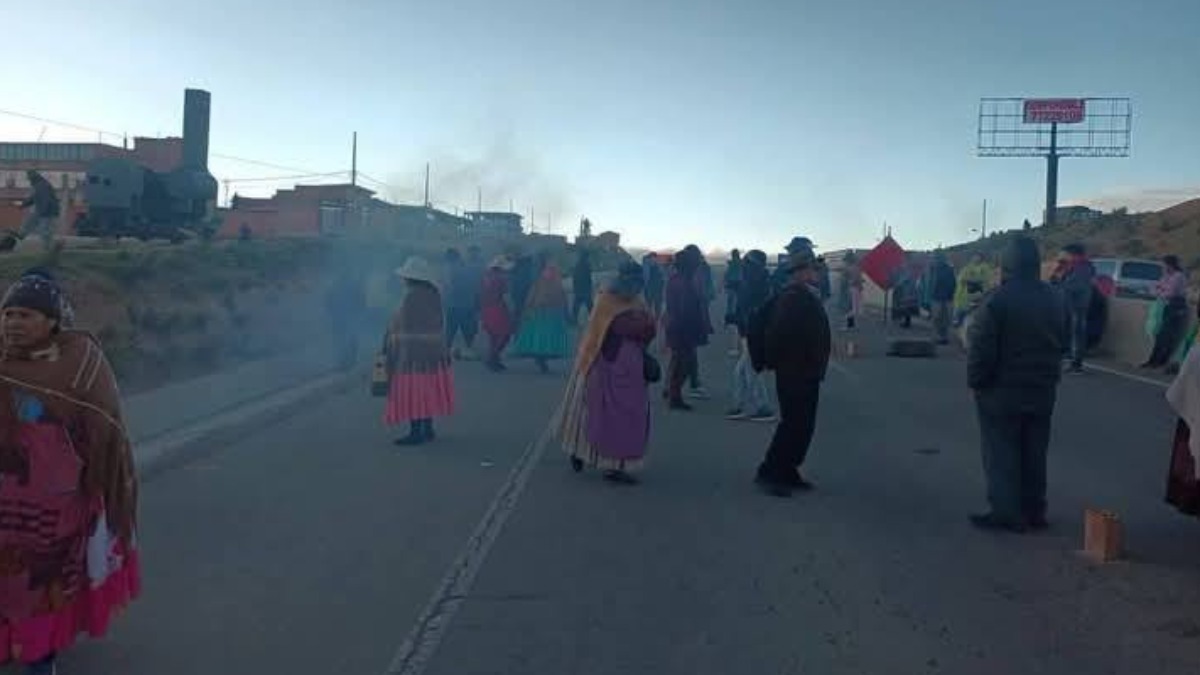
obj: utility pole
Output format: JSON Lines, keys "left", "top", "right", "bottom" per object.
{"left": 509, "top": 198, "right": 514, "bottom": 214}
{"left": 477, "top": 186, "right": 483, "bottom": 213}
{"left": 351, "top": 132, "right": 358, "bottom": 187}
{"left": 423, "top": 162, "right": 431, "bottom": 208}
{"left": 981, "top": 198, "right": 988, "bottom": 239}
{"left": 222, "top": 180, "right": 230, "bottom": 207}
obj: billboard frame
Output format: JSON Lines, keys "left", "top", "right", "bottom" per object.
{"left": 977, "top": 96, "right": 1132, "bottom": 227}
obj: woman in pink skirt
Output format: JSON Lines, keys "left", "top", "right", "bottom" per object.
{"left": 384, "top": 257, "right": 456, "bottom": 446}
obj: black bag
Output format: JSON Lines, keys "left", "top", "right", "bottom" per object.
{"left": 643, "top": 351, "right": 662, "bottom": 383}
{"left": 746, "top": 294, "right": 778, "bottom": 372}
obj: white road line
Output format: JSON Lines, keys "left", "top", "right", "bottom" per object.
{"left": 383, "top": 426, "right": 554, "bottom": 675}
{"left": 1084, "top": 362, "right": 1169, "bottom": 389}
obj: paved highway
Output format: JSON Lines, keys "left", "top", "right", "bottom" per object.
{"left": 65, "top": 321, "right": 1200, "bottom": 675}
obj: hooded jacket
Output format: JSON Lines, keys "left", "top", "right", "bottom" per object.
{"left": 1059, "top": 256, "right": 1096, "bottom": 311}
{"left": 967, "top": 237, "right": 1067, "bottom": 400}
{"left": 735, "top": 258, "right": 771, "bottom": 337}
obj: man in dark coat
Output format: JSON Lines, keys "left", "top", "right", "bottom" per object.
{"left": 967, "top": 236, "right": 1067, "bottom": 532}
{"left": 928, "top": 250, "right": 957, "bottom": 344}
{"left": 572, "top": 249, "right": 595, "bottom": 324}
{"left": 665, "top": 247, "right": 708, "bottom": 411}
{"left": 1056, "top": 243, "right": 1095, "bottom": 374}
{"left": 325, "top": 268, "right": 367, "bottom": 370}
{"left": 755, "top": 243, "right": 831, "bottom": 497}
{"left": 510, "top": 253, "right": 535, "bottom": 319}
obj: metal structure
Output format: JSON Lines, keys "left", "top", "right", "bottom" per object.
{"left": 977, "top": 97, "right": 1131, "bottom": 227}
{"left": 77, "top": 88, "right": 219, "bottom": 240}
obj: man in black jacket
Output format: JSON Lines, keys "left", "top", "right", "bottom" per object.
{"left": 928, "top": 250, "right": 957, "bottom": 344}
{"left": 755, "top": 244, "right": 831, "bottom": 497}
{"left": 967, "top": 235, "right": 1067, "bottom": 532}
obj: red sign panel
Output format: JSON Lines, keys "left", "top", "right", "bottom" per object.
{"left": 1023, "top": 98, "right": 1085, "bottom": 124}
{"left": 859, "top": 236, "right": 907, "bottom": 291}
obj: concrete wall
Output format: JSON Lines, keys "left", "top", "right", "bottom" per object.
{"left": 1099, "top": 296, "right": 1156, "bottom": 365}
{"left": 858, "top": 273, "right": 1185, "bottom": 366}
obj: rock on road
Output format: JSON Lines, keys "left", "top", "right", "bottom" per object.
{"left": 65, "top": 324, "right": 1200, "bottom": 675}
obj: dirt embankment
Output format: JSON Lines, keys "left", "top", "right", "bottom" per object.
{"left": 0, "top": 234, "right": 629, "bottom": 394}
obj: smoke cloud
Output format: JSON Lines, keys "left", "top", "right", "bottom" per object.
{"left": 385, "top": 128, "right": 576, "bottom": 234}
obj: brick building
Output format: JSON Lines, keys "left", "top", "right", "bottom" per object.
{"left": 217, "top": 184, "right": 473, "bottom": 239}
{"left": 218, "top": 183, "right": 376, "bottom": 238}
{"left": 464, "top": 211, "right": 524, "bottom": 236}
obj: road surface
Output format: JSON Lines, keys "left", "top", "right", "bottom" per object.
{"left": 65, "top": 320, "right": 1200, "bottom": 675}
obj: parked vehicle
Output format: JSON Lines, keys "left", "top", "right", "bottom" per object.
{"left": 1091, "top": 257, "right": 1164, "bottom": 299}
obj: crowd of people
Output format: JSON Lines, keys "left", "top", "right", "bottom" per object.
{"left": 869, "top": 238, "right": 1199, "bottom": 532}
{"left": 2, "top": 228, "right": 1198, "bottom": 671}
{"left": 371, "top": 238, "right": 835, "bottom": 496}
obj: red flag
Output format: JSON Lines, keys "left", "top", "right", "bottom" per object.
{"left": 859, "top": 236, "right": 907, "bottom": 290}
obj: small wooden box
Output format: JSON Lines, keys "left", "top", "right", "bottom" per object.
{"left": 1083, "top": 509, "right": 1123, "bottom": 562}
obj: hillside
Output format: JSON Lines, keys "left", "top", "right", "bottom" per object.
{"left": 948, "top": 198, "right": 1200, "bottom": 269}
{"left": 0, "top": 233, "right": 628, "bottom": 393}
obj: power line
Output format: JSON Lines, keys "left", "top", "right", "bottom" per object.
{"left": 0, "top": 108, "right": 123, "bottom": 139}
{"left": 224, "top": 171, "right": 349, "bottom": 184}
{"left": 209, "top": 154, "right": 320, "bottom": 175}
{"left": 0, "top": 106, "right": 325, "bottom": 175}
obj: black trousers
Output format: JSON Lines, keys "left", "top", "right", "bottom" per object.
{"left": 446, "top": 307, "right": 479, "bottom": 347}
{"left": 573, "top": 295, "right": 594, "bottom": 324}
{"left": 759, "top": 376, "right": 821, "bottom": 481}
{"left": 1148, "top": 298, "right": 1188, "bottom": 366}
{"left": 668, "top": 347, "right": 698, "bottom": 402}
{"left": 975, "top": 392, "right": 1053, "bottom": 523}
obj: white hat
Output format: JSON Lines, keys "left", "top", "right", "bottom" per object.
{"left": 395, "top": 256, "right": 439, "bottom": 285}
{"left": 489, "top": 255, "right": 514, "bottom": 270}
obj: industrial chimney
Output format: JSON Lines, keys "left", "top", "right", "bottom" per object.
{"left": 182, "top": 88, "right": 211, "bottom": 170}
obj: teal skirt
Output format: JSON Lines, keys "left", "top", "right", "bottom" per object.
{"left": 512, "top": 308, "right": 570, "bottom": 358}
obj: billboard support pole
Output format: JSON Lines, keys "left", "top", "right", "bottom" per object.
{"left": 1045, "top": 122, "right": 1059, "bottom": 227}
{"left": 978, "top": 97, "right": 1130, "bottom": 229}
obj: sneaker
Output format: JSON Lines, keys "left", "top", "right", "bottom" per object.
{"left": 669, "top": 400, "right": 694, "bottom": 412}
{"left": 725, "top": 409, "right": 748, "bottom": 420}
{"left": 687, "top": 387, "right": 710, "bottom": 400}
{"left": 748, "top": 410, "right": 777, "bottom": 423}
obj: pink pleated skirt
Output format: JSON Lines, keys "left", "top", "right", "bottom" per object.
{"left": 384, "top": 367, "right": 456, "bottom": 424}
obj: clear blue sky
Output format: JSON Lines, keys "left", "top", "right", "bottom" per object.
{"left": 4, "top": 0, "right": 1198, "bottom": 253}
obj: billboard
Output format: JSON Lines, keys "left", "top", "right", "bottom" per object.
{"left": 1023, "top": 98, "right": 1086, "bottom": 124}
{"left": 978, "top": 98, "right": 1130, "bottom": 158}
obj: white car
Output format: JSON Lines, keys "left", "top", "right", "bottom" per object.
{"left": 1091, "top": 257, "right": 1164, "bottom": 300}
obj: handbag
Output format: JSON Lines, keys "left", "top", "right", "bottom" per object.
{"left": 643, "top": 351, "right": 662, "bottom": 384}
{"left": 371, "top": 351, "right": 390, "bottom": 397}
